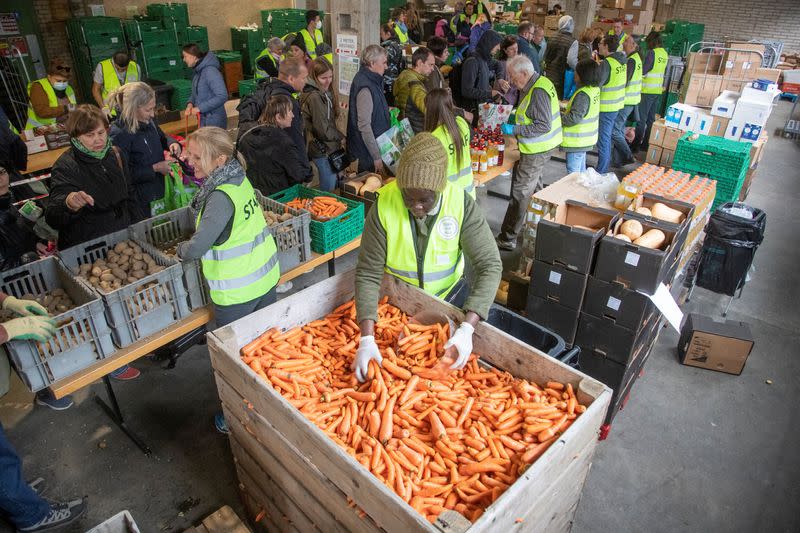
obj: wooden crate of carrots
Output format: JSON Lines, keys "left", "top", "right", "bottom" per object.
{"left": 208, "top": 272, "right": 611, "bottom": 533}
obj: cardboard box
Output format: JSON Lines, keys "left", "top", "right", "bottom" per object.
{"left": 526, "top": 295, "right": 580, "bottom": 346}
{"left": 619, "top": 8, "right": 653, "bottom": 26}
{"left": 648, "top": 119, "right": 667, "bottom": 146}
{"left": 725, "top": 121, "right": 763, "bottom": 143}
{"left": 678, "top": 314, "right": 754, "bottom": 375}
{"left": 748, "top": 133, "right": 768, "bottom": 168}
{"left": 686, "top": 52, "right": 722, "bottom": 74}
{"left": 632, "top": 192, "right": 695, "bottom": 240}
{"left": 661, "top": 126, "right": 684, "bottom": 151}
{"left": 683, "top": 74, "right": 723, "bottom": 107}
{"left": 741, "top": 82, "right": 781, "bottom": 103}
{"left": 529, "top": 260, "right": 588, "bottom": 310}
{"left": 711, "top": 91, "right": 739, "bottom": 118}
{"left": 544, "top": 15, "right": 560, "bottom": 30}
{"left": 660, "top": 148, "right": 675, "bottom": 167}
{"left": 692, "top": 112, "right": 714, "bottom": 135}
{"left": 645, "top": 145, "right": 663, "bottom": 164}
{"left": 739, "top": 166, "right": 757, "bottom": 201}
{"left": 731, "top": 97, "right": 772, "bottom": 127}
{"left": 709, "top": 115, "right": 729, "bottom": 136}
{"left": 600, "top": 0, "right": 622, "bottom": 7}
{"left": 665, "top": 103, "right": 701, "bottom": 132}
{"left": 575, "top": 308, "right": 660, "bottom": 366}
{"left": 597, "top": 7, "right": 620, "bottom": 20}
{"left": 622, "top": 0, "right": 654, "bottom": 9}
{"left": 594, "top": 214, "right": 682, "bottom": 294}
{"left": 24, "top": 136, "right": 48, "bottom": 154}
{"left": 754, "top": 68, "right": 781, "bottom": 84}
{"left": 721, "top": 79, "right": 745, "bottom": 93}
{"left": 582, "top": 276, "right": 656, "bottom": 332}
{"left": 535, "top": 200, "right": 620, "bottom": 274}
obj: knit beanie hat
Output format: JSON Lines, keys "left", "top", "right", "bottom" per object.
{"left": 396, "top": 133, "right": 448, "bottom": 192}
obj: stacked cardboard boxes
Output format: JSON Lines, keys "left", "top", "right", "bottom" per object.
{"left": 596, "top": 0, "right": 655, "bottom": 34}
{"left": 526, "top": 201, "right": 619, "bottom": 346}
{"left": 646, "top": 118, "right": 684, "bottom": 167}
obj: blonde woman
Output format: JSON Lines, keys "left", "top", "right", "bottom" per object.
{"left": 108, "top": 81, "right": 181, "bottom": 220}
{"left": 178, "top": 126, "right": 281, "bottom": 432}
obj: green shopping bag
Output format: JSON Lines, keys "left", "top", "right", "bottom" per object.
{"left": 150, "top": 163, "right": 198, "bottom": 216}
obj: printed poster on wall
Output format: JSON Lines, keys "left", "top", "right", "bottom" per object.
{"left": 0, "top": 13, "right": 19, "bottom": 36}
{"left": 336, "top": 34, "right": 358, "bottom": 56}
{"left": 338, "top": 54, "right": 360, "bottom": 96}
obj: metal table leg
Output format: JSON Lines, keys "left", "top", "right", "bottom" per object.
{"left": 328, "top": 256, "right": 336, "bottom": 277}
{"left": 96, "top": 376, "right": 152, "bottom": 455}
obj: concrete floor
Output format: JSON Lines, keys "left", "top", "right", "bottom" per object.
{"left": 1, "top": 101, "right": 798, "bottom": 532}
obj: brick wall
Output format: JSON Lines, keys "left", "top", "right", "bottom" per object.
{"left": 672, "top": 0, "right": 800, "bottom": 52}
{"left": 32, "top": 0, "right": 71, "bottom": 69}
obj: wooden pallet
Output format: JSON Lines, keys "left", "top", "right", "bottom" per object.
{"left": 183, "top": 505, "right": 251, "bottom": 533}
{"left": 208, "top": 271, "right": 612, "bottom": 533}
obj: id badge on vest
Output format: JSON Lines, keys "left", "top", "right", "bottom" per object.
{"left": 435, "top": 215, "right": 460, "bottom": 265}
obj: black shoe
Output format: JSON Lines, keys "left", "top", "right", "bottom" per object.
{"left": 496, "top": 237, "right": 516, "bottom": 251}
{"left": 18, "top": 498, "right": 86, "bottom": 532}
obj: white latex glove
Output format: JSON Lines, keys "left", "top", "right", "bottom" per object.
{"left": 2, "top": 316, "right": 56, "bottom": 342}
{"left": 352, "top": 335, "right": 382, "bottom": 382}
{"left": 2, "top": 296, "right": 48, "bottom": 317}
{"left": 444, "top": 322, "right": 474, "bottom": 370}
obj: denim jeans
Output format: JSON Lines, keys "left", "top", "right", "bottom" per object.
{"left": 565, "top": 151, "right": 587, "bottom": 173}
{"left": 633, "top": 93, "right": 661, "bottom": 152}
{"left": 612, "top": 105, "right": 635, "bottom": 166}
{"left": 597, "top": 111, "right": 618, "bottom": 173}
{"left": 313, "top": 157, "right": 338, "bottom": 192}
{"left": 0, "top": 423, "right": 49, "bottom": 528}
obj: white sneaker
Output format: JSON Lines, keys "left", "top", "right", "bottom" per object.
{"left": 276, "top": 282, "right": 293, "bottom": 294}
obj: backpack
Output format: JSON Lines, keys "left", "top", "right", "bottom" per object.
{"left": 448, "top": 60, "right": 466, "bottom": 108}
{"left": 236, "top": 78, "right": 276, "bottom": 140}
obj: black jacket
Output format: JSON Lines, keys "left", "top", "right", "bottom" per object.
{"left": 237, "top": 125, "right": 312, "bottom": 196}
{"left": 236, "top": 78, "right": 306, "bottom": 158}
{"left": 544, "top": 30, "right": 577, "bottom": 98}
{"left": 110, "top": 120, "right": 176, "bottom": 219}
{"left": 45, "top": 147, "right": 139, "bottom": 250}
{"left": 0, "top": 193, "right": 40, "bottom": 271}
{"left": 461, "top": 30, "right": 503, "bottom": 115}
{"left": 0, "top": 108, "right": 27, "bottom": 183}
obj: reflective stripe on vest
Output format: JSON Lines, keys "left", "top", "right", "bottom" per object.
{"left": 300, "top": 28, "right": 333, "bottom": 64}
{"left": 254, "top": 49, "right": 277, "bottom": 79}
{"left": 431, "top": 116, "right": 474, "bottom": 198}
{"left": 642, "top": 47, "right": 668, "bottom": 95}
{"left": 377, "top": 180, "right": 465, "bottom": 298}
{"left": 25, "top": 78, "right": 75, "bottom": 130}
{"left": 515, "top": 75, "right": 563, "bottom": 154}
{"left": 600, "top": 56, "right": 626, "bottom": 112}
{"left": 394, "top": 24, "right": 409, "bottom": 44}
{"left": 561, "top": 86, "right": 600, "bottom": 149}
{"left": 197, "top": 178, "right": 280, "bottom": 306}
{"left": 100, "top": 59, "right": 138, "bottom": 100}
{"left": 624, "top": 53, "right": 643, "bottom": 106}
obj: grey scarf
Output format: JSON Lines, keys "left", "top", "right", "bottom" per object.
{"left": 189, "top": 158, "right": 244, "bottom": 218}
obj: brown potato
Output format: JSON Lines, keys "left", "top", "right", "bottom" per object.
{"left": 131, "top": 270, "right": 146, "bottom": 280}
{"left": 91, "top": 266, "right": 103, "bottom": 277}
{"left": 100, "top": 273, "right": 116, "bottom": 282}
{"left": 113, "top": 242, "right": 129, "bottom": 254}
{"left": 111, "top": 267, "right": 127, "bottom": 280}
{"left": 89, "top": 275, "right": 100, "bottom": 285}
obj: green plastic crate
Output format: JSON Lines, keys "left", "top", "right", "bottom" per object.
{"left": 238, "top": 78, "right": 258, "bottom": 98}
{"left": 673, "top": 133, "right": 751, "bottom": 180}
{"left": 231, "top": 28, "right": 267, "bottom": 76}
{"left": 146, "top": 3, "right": 190, "bottom": 25}
{"left": 185, "top": 26, "right": 208, "bottom": 49}
{"left": 269, "top": 185, "right": 364, "bottom": 254}
{"left": 67, "top": 19, "right": 126, "bottom": 50}
{"left": 213, "top": 50, "right": 243, "bottom": 63}
{"left": 146, "top": 66, "right": 186, "bottom": 83}
{"left": 167, "top": 78, "right": 193, "bottom": 109}
{"left": 140, "top": 55, "right": 183, "bottom": 76}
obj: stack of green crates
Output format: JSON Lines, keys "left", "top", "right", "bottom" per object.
{"left": 185, "top": 26, "right": 209, "bottom": 50}
{"left": 166, "top": 78, "right": 193, "bottom": 110}
{"left": 661, "top": 20, "right": 704, "bottom": 57}
{"left": 231, "top": 28, "right": 267, "bottom": 77}
{"left": 146, "top": 3, "right": 190, "bottom": 46}
{"left": 672, "top": 133, "right": 751, "bottom": 211}
{"left": 261, "top": 9, "right": 323, "bottom": 39}
{"left": 124, "top": 18, "right": 182, "bottom": 82}
{"left": 214, "top": 50, "right": 243, "bottom": 63}
{"left": 238, "top": 79, "right": 259, "bottom": 98}
{"left": 493, "top": 22, "right": 519, "bottom": 36}
{"left": 66, "top": 17, "right": 126, "bottom": 101}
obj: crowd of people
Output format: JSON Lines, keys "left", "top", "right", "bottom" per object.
{"left": 0, "top": 6, "right": 672, "bottom": 530}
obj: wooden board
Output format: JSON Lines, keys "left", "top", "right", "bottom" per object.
{"left": 474, "top": 137, "right": 520, "bottom": 186}
{"left": 183, "top": 505, "right": 250, "bottom": 533}
{"left": 208, "top": 270, "right": 612, "bottom": 533}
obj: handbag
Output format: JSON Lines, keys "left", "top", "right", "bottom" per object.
{"left": 313, "top": 138, "right": 351, "bottom": 172}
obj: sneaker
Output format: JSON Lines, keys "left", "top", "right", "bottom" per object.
{"left": 18, "top": 498, "right": 86, "bottom": 532}
{"left": 28, "top": 477, "right": 46, "bottom": 496}
{"left": 35, "top": 391, "right": 74, "bottom": 411}
{"left": 496, "top": 238, "right": 516, "bottom": 251}
{"left": 109, "top": 365, "right": 140, "bottom": 381}
{"left": 275, "top": 281, "right": 293, "bottom": 294}
{"left": 214, "top": 413, "right": 230, "bottom": 434}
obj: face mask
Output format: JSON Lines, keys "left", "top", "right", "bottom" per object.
{"left": 316, "top": 20, "right": 322, "bottom": 30}
{"left": 53, "top": 81, "right": 68, "bottom": 91}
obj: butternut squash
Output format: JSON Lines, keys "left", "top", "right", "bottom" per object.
{"left": 651, "top": 202, "right": 684, "bottom": 224}
{"left": 633, "top": 229, "right": 666, "bottom": 249}
{"left": 635, "top": 207, "right": 652, "bottom": 217}
{"left": 619, "top": 219, "right": 644, "bottom": 241}
{"left": 615, "top": 234, "right": 632, "bottom": 243}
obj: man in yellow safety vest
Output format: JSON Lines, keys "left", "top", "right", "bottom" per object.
{"left": 91, "top": 51, "right": 140, "bottom": 111}
{"left": 611, "top": 35, "right": 641, "bottom": 168}
{"left": 595, "top": 33, "right": 626, "bottom": 173}
{"left": 298, "top": 10, "right": 333, "bottom": 65}
{"left": 632, "top": 31, "right": 668, "bottom": 153}
{"left": 353, "top": 132, "right": 501, "bottom": 381}
{"left": 496, "top": 55, "right": 562, "bottom": 251}
{"left": 254, "top": 37, "right": 285, "bottom": 79}
{"left": 608, "top": 20, "right": 628, "bottom": 52}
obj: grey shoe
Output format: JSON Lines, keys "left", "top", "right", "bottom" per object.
{"left": 18, "top": 498, "right": 86, "bottom": 532}
{"left": 496, "top": 238, "right": 516, "bottom": 251}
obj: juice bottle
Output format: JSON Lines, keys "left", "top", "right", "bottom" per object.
{"left": 479, "top": 150, "right": 488, "bottom": 173}
{"left": 471, "top": 148, "right": 480, "bottom": 172}
{"left": 614, "top": 179, "right": 640, "bottom": 210}
{"left": 497, "top": 136, "right": 505, "bottom": 165}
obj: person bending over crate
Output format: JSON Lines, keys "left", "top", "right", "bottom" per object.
{"left": 353, "top": 133, "right": 502, "bottom": 382}
{"left": 0, "top": 291, "right": 87, "bottom": 531}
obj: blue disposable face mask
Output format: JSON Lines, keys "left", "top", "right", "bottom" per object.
{"left": 52, "top": 81, "right": 68, "bottom": 91}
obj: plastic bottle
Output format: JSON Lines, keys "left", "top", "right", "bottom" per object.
{"left": 479, "top": 150, "right": 488, "bottom": 173}
{"left": 471, "top": 149, "right": 480, "bottom": 172}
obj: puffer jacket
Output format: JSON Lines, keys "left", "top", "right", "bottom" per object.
{"left": 237, "top": 124, "right": 312, "bottom": 196}
{"left": 190, "top": 52, "right": 228, "bottom": 129}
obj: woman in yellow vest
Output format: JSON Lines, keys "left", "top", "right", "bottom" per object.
{"left": 392, "top": 7, "right": 414, "bottom": 45}
{"left": 560, "top": 59, "right": 601, "bottom": 173}
{"left": 91, "top": 51, "right": 140, "bottom": 111}
{"left": 632, "top": 31, "right": 668, "bottom": 153}
{"left": 254, "top": 37, "right": 285, "bottom": 79}
{"left": 25, "top": 59, "right": 75, "bottom": 131}
{"left": 596, "top": 33, "right": 626, "bottom": 173}
{"left": 425, "top": 88, "right": 474, "bottom": 197}
{"left": 353, "top": 133, "right": 501, "bottom": 381}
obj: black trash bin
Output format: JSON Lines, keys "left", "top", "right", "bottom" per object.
{"left": 486, "top": 304, "right": 580, "bottom": 367}
{"left": 696, "top": 202, "right": 766, "bottom": 297}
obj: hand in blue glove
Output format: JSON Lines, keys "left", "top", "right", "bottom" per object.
{"left": 501, "top": 123, "right": 515, "bottom": 135}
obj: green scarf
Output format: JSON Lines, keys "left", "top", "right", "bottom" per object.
{"left": 71, "top": 137, "right": 112, "bottom": 159}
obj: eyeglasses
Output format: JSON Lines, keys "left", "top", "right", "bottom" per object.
{"left": 55, "top": 65, "right": 72, "bottom": 74}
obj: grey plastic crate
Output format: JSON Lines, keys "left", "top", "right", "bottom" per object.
{"left": 0, "top": 257, "right": 116, "bottom": 392}
{"left": 57, "top": 230, "right": 191, "bottom": 348}
{"left": 86, "top": 510, "right": 141, "bottom": 533}
{"left": 128, "top": 208, "right": 209, "bottom": 310}
{"left": 258, "top": 194, "right": 312, "bottom": 273}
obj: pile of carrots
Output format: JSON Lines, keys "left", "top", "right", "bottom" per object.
{"left": 240, "top": 298, "right": 586, "bottom": 524}
{"left": 285, "top": 195, "right": 348, "bottom": 221}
